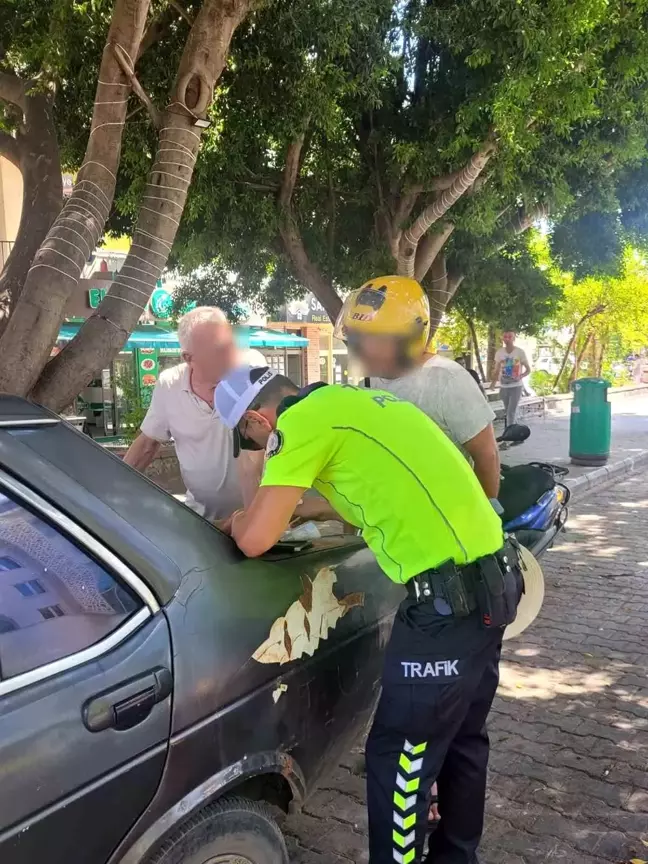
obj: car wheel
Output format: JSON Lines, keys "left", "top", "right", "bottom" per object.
{"left": 147, "top": 797, "right": 289, "bottom": 864}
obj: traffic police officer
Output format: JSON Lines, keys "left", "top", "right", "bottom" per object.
{"left": 214, "top": 300, "right": 523, "bottom": 863}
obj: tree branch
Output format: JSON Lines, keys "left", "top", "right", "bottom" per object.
{"left": 414, "top": 222, "right": 454, "bottom": 282}
{"left": 386, "top": 189, "right": 421, "bottom": 259}
{"left": 112, "top": 43, "right": 161, "bottom": 127}
{"left": 0, "top": 71, "right": 27, "bottom": 112}
{"left": 0, "top": 130, "right": 20, "bottom": 168}
{"left": 169, "top": 0, "right": 194, "bottom": 26}
{"left": 278, "top": 131, "right": 343, "bottom": 323}
{"left": 491, "top": 202, "right": 549, "bottom": 253}
{"left": 465, "top": 316, "right": 486, "bottom": 382}
{"left": 428, "top": 170, "right": 463, "bottom": 191}
{"left": 398, "top": 134, "right": 497, "bottom": 277}
{"left": 278, "top": 132, "right": 303, "bottom": 210}
{"left": 138, "top": 1, "right": 193, "bottom": 59}
{"left": 552, "top": 304, "right": 605, "bottom": 391}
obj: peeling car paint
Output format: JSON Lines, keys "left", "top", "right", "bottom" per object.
{"left": 252, "top": 567, "right": 365, "bottom": 665}
{"left": 272, "top": 683, "right": 288, "bottom": 703}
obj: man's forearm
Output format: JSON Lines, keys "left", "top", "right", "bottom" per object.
{"left": 464, "top": 427, "right": 501, "bottom": 499}
{"left": 473, "top": 453, "right": 501, "bottom": 499}
{"left": 238, "top": 450, "right": 265, "bottom": 508}
{"left": 123, "top": 434, "right": 161, "bottom": 472}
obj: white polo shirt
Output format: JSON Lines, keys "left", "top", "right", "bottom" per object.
{"left": 141, "top": 352, "right": 266, "bottom": 521}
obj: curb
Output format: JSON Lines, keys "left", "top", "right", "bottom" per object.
{"left": 565, "top": 450, "right": 648, "bottom": 501}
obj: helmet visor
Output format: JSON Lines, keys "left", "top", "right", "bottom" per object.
{"left": 333, "top": 290, "right": 361, "bottom": 342}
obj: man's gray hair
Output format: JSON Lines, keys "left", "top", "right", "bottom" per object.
{"left": 177, "top": 306, "right": 229, "bottom": 352}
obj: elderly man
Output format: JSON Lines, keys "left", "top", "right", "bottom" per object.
{"left": 124, "top": 306, "right": 265, "bottom": 520}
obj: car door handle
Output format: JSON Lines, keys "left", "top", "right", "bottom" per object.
{"left": 83, "top": 667, "right": 172, "bottom": 733}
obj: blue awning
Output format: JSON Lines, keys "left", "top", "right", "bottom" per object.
{"left": 236, "top": 325, "right": 309, "bottom": 348}
{"left": 58, "top": 322, "right": 310, "bottom": 351}
{"left": 58, "top": 322, "right": 180, "bottom": 350}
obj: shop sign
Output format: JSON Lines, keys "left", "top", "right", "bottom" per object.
{"left": 88, "top": 288, "right": 108, "bottom": 308}
{"left": 88, "top": 285, "right": 174, "bottom": 321}
{"left": 62, "top": 174, "right": 75, "bottom": 198}
{"left": 283, "top": 295, "right": 329, "bottom": 324}
{"left": 136, "top": 348, "right": 159, "bottom": 407}
{"left": 150, "top": 287, "right": 173, "bottom": 319}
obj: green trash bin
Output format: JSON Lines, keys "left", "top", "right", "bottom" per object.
{"left": 569, "top": 378, "right": 611, "bottom": 466}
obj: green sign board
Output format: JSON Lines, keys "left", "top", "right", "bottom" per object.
{"left": 88, "top": 288, "right": 108, "bottom": 308}
{"left": 150, "top": 287, "right": 173, "bottom": 319}
{"left": 136, "top": 348, "right": 159, "bottom": 407}
{"left": 88, "top": 285, "right": 173, "bottom": 320}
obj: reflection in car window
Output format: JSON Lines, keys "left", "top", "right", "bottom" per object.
{"left": 0, "top": 491, "right": 140, "bottom": 680}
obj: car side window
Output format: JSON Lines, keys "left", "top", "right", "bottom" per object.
{"left": 0, "top": 490, "right": 141, "bottom": 681}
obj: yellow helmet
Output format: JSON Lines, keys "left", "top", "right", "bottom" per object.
{"left": 334, "top": 275, "right": 430, "bottom": 359}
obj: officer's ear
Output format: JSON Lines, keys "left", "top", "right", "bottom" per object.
{"left": 245, "top": 408, "right": 272, "bottom": 430}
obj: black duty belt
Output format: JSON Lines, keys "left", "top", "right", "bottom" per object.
{"left": 405, "top": 540, "right": 522, "bottom": 628}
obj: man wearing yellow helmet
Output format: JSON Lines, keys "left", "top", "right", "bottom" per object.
{"left": 334, "top": 276, "right": 501, "bottom": 500}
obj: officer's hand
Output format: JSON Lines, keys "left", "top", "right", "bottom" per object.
{"left": 214, "top": 510, "right": 243, "bottom": 535}
{"left": 291, "top": 497, "right": 338, "bottom": 525}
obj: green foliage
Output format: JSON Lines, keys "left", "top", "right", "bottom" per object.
{"left": 434, "top": 314, "right": 471, "bottom": 355}
{"left": 455, "top": 236, "right": 561, "bottom": 333}
{"left": 171, "top": 265, "right": 248, "bottom": 323}
{"left": 529, "top": 370, "right": 554, "bottom": 397}
{"left": 116, "top": 370, "right": 146, "bottom": 444}
{"left": 31, "top": 0, "right": 639, "bottom": 324}
{"left": 550, "top": 213, "right": 624, "bottom": 280}
{"left": 540, "top": 244, "right": 648, "bottom": 387}
{"left": 6, "top": 0, "right": 648, "bottom": 334}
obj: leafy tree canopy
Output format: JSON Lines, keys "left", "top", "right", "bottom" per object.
{"left": 161, "top": 0, "right": 648, "bottom": 317}
{"left": 5, "top": 0, "right": 648, "bottom": 328}
{"left": 454, "top": 235, "right": 561, "bottom": 335}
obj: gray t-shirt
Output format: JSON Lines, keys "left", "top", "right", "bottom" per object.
{"left": 367, "top": 356, "right": 495, "bottom": 455}
{"left": 495, "top": 346, "right": 529, "bottom": 388}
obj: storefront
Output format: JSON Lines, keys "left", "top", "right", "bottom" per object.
{"left": 56, "top": 322, "right": 309, "bottom": 439}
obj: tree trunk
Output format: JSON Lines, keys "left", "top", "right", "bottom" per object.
{"left": 0, "top": 0, "right": 151, "bottom": 397}
{"left": 486, "top": 325, "right": 498, "bottom": 381}
{"left": 466, "top": 317, "right": 485, "bottom": 382}
{"left": 397, "top": 136, "right": 496, "bottom": 277}
{"left": 588, "top": 335, "right": 598, "bottom": 377}
{"left": 426, "top": 254, "right": 448, "bottom": 337}
{"left": 413, "top": 222, "right": 454, "bottom": 282}
{"left": 571, "top": 332, "right": 591, "bottom": 382}
{"left": 0, "top": 91, "right": 62, "bottom": 333}
{"left": 278, "top": 131, "right": 343, "bottom": 323}
{"left": 425, "top": 255, "right": 465, "bottom": 340}
{"left": 553, "top": 327, "right": 578, "bottom": 391}
{"left": 595, "top": 337, "right": 606, "bottom": 378}
{"left": 552, "top": 306, "right": 606, "bottom": 391}
{"left": 33, "top": 0, "right": 253, "bottom": 411}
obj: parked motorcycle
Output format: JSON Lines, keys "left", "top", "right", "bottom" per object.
{"left": 501, "top": 463, "right": 570, "bottom": 558}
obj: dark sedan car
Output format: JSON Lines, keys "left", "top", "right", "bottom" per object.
{"left": 0, "top": 397, "right": 402, "bottom": 864}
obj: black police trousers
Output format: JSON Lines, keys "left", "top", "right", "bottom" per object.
{"left": 366, "top": 596, "right": 503, "bottom": 864}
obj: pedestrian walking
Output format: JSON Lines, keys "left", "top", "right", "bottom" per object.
{"left": 491, "top": 331, "right": 531, "bottom": 427}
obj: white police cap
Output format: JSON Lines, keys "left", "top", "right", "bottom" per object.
{"left": 215, "top": 365, "right": 279, "bottom": 429}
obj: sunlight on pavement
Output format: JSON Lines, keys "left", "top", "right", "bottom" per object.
{"left": 498, "top": 663, "right": 614, "bottom": 700}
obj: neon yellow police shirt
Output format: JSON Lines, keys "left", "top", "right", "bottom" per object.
{"left": 260, "top": 384, "right": 503, "bottom": 584}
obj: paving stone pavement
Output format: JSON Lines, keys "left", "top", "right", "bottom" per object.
{"left": 284, "top": 471, "right": 648, "bottom": 864}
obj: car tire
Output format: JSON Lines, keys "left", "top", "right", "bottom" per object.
{"left": 147, "top": 797, "right": 289, "bottom": 864}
